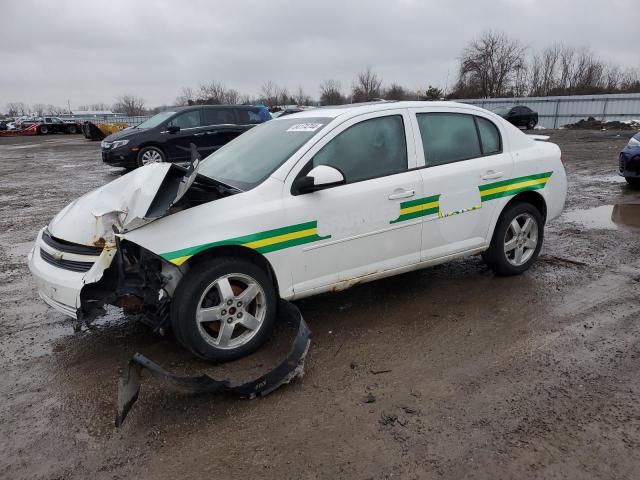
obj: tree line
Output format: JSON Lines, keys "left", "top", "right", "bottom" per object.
{"left": 5, "top": 31, "right": 639, "bottom": 117}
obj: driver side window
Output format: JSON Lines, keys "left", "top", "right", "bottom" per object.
{"left": 309, "top": 115, "right": 408, "bottom": 184}
{"left": 168, "top": 110, "right": 202, "bottom": 129}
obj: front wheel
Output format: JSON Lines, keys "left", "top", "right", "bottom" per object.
{"left": 136, "top": 146, "right": 165, "bottom": 167}
{"left": 526, "top": 119, "right": 536, "bottom": 130}
{"left": 38, "top": 125, "right": 49, "bottom": 135}
{"left": 66, "top": 125, "right": 77, "bottom": 134}
{"left": 483, "top": 202, "right": 544, "bottom": 276}
{"left": 171, "top": 257, "right": 278, "bottom": 362}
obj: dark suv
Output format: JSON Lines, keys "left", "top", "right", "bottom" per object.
{"left": 492, "top": 105, "right": 538, "bottom": 130}
{"left": 101, "top": 105, "right": 267, "bottom": 168}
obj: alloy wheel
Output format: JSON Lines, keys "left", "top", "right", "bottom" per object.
{"left": 195, "top": 273, "right": 266, "bottom": 350}
{"left": 504, "top": 212, "right": 538, "bottom": 266}
{"left": 140, "top": 149, "right": 163, "bottom": 165}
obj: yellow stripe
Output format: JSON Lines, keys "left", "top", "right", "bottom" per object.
{"left": 480, "top": 178, "right": 549, "bottom": 197}
{"left": 168, "top": 228, "right": 318, "bottom": 265}
{"left": 241, "top": 227, "right": 318, "bottom": 249}
{"left": 400, "top": 200, "right": 439, "bottom": 216}
{"left": 170, "top": 255, "right": 192, "bottom": 266}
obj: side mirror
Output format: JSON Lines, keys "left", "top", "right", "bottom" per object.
{"left": 167, "top": 125, "right": 180, "bottom": 134}
{"left": 293, "top": 165, "right": 345, "bottom": 194}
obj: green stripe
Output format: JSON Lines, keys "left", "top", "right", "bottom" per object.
{"left": 480, "top": 183, "right": 546, "bottom": 202}
{"left": 391, "top": 206, "right": 439, "bottom": 223}
{"left": 478, "top": 171, "right": 553, "bottom": 192}
{"left": 161, "top": 220, "right": 321, "bottom": 261}
{"left": 255, "top": 233, "right": 329, "bottom": 254}
{"left": 399, "top": 194, "right": 440, "bottom": 209}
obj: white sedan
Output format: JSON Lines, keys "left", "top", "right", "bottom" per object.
{"left": 28, "top": 101, "right": 567, "bottom": 361}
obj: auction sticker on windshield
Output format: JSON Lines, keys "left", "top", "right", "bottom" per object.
{"left": 286, "top": 123, "right": 324, "bottom": 132}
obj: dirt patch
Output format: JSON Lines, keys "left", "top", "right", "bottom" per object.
{"left": 1, "top": 131, "right": 640, "bottom": 479}
{"left": 564, "top": 116, "right": 640, "bottom": 130}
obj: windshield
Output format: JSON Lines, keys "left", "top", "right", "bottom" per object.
{"left": 199, "top": 117, "right": 331, "bottom": 190}
{"left": 136, "top": 111, "right": 176, "bottom": 129}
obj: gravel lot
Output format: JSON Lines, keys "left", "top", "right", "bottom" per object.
{"left": 1, "top": 130, "right": 639, "bottom": 479}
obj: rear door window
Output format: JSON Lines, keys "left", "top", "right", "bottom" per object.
{"left": 416, "top": 113, "right": 481, "bottom": 166}
{"left": 203, "top": 108, "right": 238, "bottom": 126}
{"left": 168, "top": 110, "right": 202, "bottom": 129}
{"left": 475, "top": 117, "right": 501, "bottom": 155}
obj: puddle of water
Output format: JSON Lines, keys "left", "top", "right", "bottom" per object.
{"left": 564, "top": 203, "right": 640, "bottom": 230}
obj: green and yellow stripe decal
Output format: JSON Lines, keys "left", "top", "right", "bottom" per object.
{"left": 390, "top": 194, "right": 440, "bottom": 224}
{"left": 160, "top": 221, "right": 330, "bottom": 266}
{"left": 479, "top": 172, "right": 552, "bottom": 202}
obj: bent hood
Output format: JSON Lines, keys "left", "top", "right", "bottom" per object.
{"left": 103, "top": 126, "right": 144, "bottom": 142}
{"left": 48, "top": 159, "right": 200, "bottom": 247}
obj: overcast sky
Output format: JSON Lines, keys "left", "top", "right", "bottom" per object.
{"left": 1, "top": 0, "right": 637, "bottom": 109}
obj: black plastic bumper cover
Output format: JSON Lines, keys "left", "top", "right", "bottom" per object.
{"left": 115, "top": 300, "right": 311, "bottom": 426}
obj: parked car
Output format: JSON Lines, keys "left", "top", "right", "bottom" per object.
{"left": 28, "top": 101, "right": 566, "bottom": 362}
{"left": 272, "top": 108, "right": 304, "bottom": 118}
{"left": 20, "top": 117, "right": 82, "bottom": 134}
{"left": 100, "top": 105, "right": 267, "bottom": 169}
{"left": 492, "top": 105, "right": 538, "bottom": 129}
{"left": 619, "top": 131, "right": 640, "bottom": 186}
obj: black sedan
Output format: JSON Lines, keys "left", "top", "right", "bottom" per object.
{"left": 101, "top": 105, "right": 267, "bottom": 169}
{"left": 492, "top": 105, "right": 538, "bottom": 130}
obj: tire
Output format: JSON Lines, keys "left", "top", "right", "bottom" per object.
{"left": 483, "top": 202, "right": 544, "bottom": 276}
{"left": 66, "top": 125, "right": 77, "bottom": 134}
{"left": 625, "top": 176, "right": 640, "bottom": 188}
{"left": 136, "top": 146, "right": 165, "bottom": 167}
{"left": 171, "top": 256, "right": 278, "bottom": 362}
{"left": 526, "top": 119, "right": 536, "bottom": 130}
{"left": 39, "top": 125, "right": 48, "bottom": 135}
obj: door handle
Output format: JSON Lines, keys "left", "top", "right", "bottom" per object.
{"left": 481, "top": 171, "right": 504, "bottom": 181}
{"left": 388, "top": 189, "right": 415, "bottom": 200}
{"left": 193, "top": 132, "right": 205, "bottom": 137}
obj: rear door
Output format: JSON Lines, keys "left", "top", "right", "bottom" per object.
{"left": 283, "top": 110, "right": 425, "bottom": 293}
{"left": 162, "top": 109, "right": 205, "bottom": 162}
{"left": 409, "top": 109, "right": 514, "bottom": 259}
{"left": 200, "top": 108, "right": 243, "bottom": 157}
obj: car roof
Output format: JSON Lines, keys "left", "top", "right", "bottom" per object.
{"left": 283, "top": 101, "right": 494, "bottom": 120}
{"left": 172, "top": 104, "right": 259, "bottom": 112}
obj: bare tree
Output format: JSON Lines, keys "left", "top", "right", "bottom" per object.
{"left": 319, "top": 79, "right": 346, "bottom": 105}
{"left": 32, "top": 104, "right": 46, "bottom": 116}
{"left": 175, "top": 86, "right": 195, "bottom": 106}
{"left": 78, "top": 102, "right": 110, "bottom": 111}
{"left": 113, "top": 94, "right": 146, "bottom": 116}
{"left": 454, "top": 31, "right": 526, "bottom": 98}
{"left": 351, "top": 67, "right": 382, "bottom": 102}
{"left": 292, "top": 86, "right": 312, "bottom": 105}
{"left": 6, "top": 102, "right": 29, "bottom": 116}
{"left": 384, "top": 83, "right": 412, "bottom": 100}
{"left": 259, "top": 81, "right": 289, "bottom": 108}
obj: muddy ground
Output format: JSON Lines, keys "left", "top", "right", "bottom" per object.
{"left": 1, "top": 130, "right": 639, "bottom": 479}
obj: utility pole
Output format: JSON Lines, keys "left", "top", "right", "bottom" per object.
{"left": 67, "top": 100, "right": 71, "bottom": 115}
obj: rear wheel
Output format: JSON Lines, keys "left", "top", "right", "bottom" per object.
{"left": 483, "top": 202, "right": 544, "bottom": 276}
{"left": 136, "top": 146, "right": 165, "bottom": 167}
{"left": 171, "top": 257, "right": 278, "bottom": 362}
{"left": 526, "top": 119, "right": 536, "bottom": 130}
{"left": 66, "top": 125, "right": 77, "bottom": 134}
{"left": 38, "top": 125, "right": 49, "bottom": 135}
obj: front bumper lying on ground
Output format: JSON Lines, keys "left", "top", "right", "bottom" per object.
{"left": 116, "top": 299, "right": 311, "bottom": 426}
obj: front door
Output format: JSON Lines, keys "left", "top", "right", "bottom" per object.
{"left": 282, "top": 110, "right": 425, "bottom": 294}
{"left": 163, "top": 109, "right": 206, "bottom": 162}
{"left": 409, "top": 109, "right": 514, "bottom": 260}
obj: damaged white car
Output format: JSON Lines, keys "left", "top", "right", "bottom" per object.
{"left": 29, "top": 101, "right": 567, "bottom": 361}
